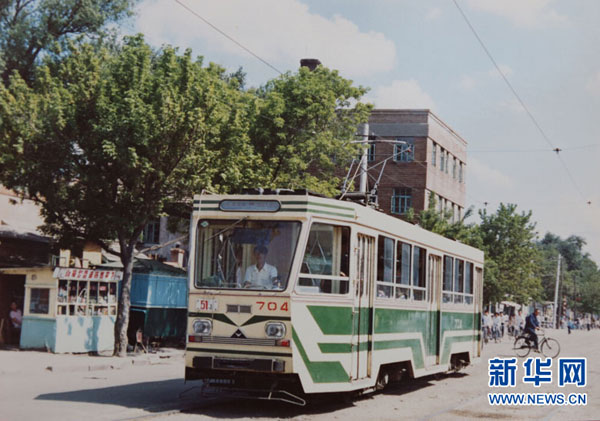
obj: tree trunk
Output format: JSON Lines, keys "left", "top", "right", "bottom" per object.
{"left": 114, "top": 247, "right": 134, "bottom": 357}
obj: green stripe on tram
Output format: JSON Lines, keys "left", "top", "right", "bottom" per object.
{"left": 374, "top": 338, "right": 425, "bottom": 369}
{"left": 292, "top": 328, "right": 349, "bottom": 383}
{"left": 307, "top": 306, "right": 355, "bottom": 335}
{"left": 440, "top": 334, "right": 478, "bottom": 364}
{"left": 317, "top": 341, "right": 370, "bottom": 354}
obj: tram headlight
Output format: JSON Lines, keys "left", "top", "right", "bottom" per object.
{"left": 265, "top": 322, "right": 286, "bottom": 339}
{"left": 193, "top": 319, "right": 212, "bottom": 336}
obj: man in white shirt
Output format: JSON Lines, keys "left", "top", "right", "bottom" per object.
{"left": 244, "top": 246, "right": 278, "bottom": 289}
{"left": 9, "top": 301, "right": 22, "bottom": 344}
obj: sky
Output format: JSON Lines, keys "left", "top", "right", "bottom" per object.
{"left": 125, "top": 0, "right": 600, "bottom": 262}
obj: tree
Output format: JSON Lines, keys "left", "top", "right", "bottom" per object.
{"left": 249, "top": 66, "right": 372, "bottom": 196}
{"left": 477, "top": 203, "right": 542, "bottom": 304}
{"left": 0, "top": 35, "right": 261, "bottom": 355}
{"left": 406, "top": 194, "right": 481, "bottom": 245}
{"left": 537, "top": 232, "right": 600, "bottom": 315}
{"left": 0, "top": 35, "right": 372, "bottom": 355}
{"left": 1, "top": 0, "right": 136, "bottom": 85}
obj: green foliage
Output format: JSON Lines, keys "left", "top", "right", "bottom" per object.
{"left": 0, "top": 0, "right": 136, "bottom": 85}
{"left": 537, "top": 233, "right": 600, "bottom": 314}
{"left": 477, "top": 203, "right": 542, "bottom": 304}
{"left": 0, "top": 35, "right": 259, "bottom": 250}
{"left": 249, "top": 66, "right": 372, "bottom": 196}
{"left": 0, "top": 34, "right": 372, "bottom": 353}
{"left": 407, "top": 194, "right": 481, "bottom": 245}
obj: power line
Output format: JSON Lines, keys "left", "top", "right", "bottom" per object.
{"left": 174, "top": 0, "right": 283, "bottom": 76}
{"left": 452, "top": 0, "right": 589, "bottom": 203}
{"left": 469, "top": 144, "right": 599, "bottom": 153}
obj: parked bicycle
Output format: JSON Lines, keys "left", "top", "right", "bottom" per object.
{"left": 513, "top": 329, "right": 560, "bottom": 358}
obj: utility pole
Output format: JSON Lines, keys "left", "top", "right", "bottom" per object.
{"left": 552, "top": 254, "right": 561, "bottom": 329}
{"left": 358, "top": 123, "right": 369, "bottom": 193}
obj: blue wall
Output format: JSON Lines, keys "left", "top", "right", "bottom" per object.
{"left": 130, "top": 273, "right": 187, "bottom": 308}
{"left": 20, "top": 316, "right": 56, "bottom": 351}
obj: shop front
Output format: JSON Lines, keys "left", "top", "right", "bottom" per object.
{"left": 13, "top": 266, "right": 122, "bottom": 353}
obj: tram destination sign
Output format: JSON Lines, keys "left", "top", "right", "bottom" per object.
{"left": 219, "top": 200, "right": 281, "bottom": 212}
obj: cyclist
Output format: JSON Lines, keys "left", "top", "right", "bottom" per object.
{"left": 525, "top": 308, "right": 541, "bottom": 352}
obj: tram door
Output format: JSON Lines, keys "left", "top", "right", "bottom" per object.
{"left": 428, "top": 254, "right": 443, "bottom": 365}
{"left": 474, "top": 267, "right": 483, "bottom": 357}
{"left": 352, "top": 234, "right": 375, "bottom": 380}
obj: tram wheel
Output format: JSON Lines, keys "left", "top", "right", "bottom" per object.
{"left": 376, "top": 370, "right": 390, "bottom": 390}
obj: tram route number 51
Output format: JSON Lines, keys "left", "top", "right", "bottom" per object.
{"left": 257, "top": 301, "right": 288, "bottom": 312}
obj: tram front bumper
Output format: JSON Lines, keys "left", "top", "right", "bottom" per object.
{"left": 193, "top": 355, "right": 286, "bottom": 372}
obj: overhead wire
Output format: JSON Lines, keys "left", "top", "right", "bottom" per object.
{"left": 174, "top": 0, "right": 283, "bottom": 76}
{"left": 452, "top": 0, "right": 589, "bottom": 203}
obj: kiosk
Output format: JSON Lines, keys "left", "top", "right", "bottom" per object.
{"left": 17, "top": 266, "right": 121, "bottom": 352}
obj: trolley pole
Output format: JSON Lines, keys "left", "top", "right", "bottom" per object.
{"left": 552, "top": 254, "right": 561, "bottom": 329}
{"left": 359, "top": 123, "right": 369, "bottom": 194}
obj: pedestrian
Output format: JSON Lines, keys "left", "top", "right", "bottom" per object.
{"left": 9, "top": 301, "right": 22, "bottom": 344}
{"left": 482, "top": 310, "right": 492, "bottom": 343}
{"left": 492, "top": 313, "right": 501, "bottom": 342}
{"left": 515, "top": 310, "right": 524, "bottom": 336}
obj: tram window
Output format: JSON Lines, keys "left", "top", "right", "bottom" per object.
{"left": 377, "top": 284, "right": 393, "bottom": 298}
{"left": 396, "top": 287, "right": 410, "bottom": 300}
{"left": 412, "top": 246, "right": 426, "bottom": 288}
{"left": 396, "top": 242, "right": 411, "bottom": 285}
{"left": 443, "top": 256, "right": 454, "bottom": 303}
{"left": 454, "top": 259, "right": 464, "bottom": 293}
{"left": 465, "top": 262, "right": 473, "bottom": 294}
{"left": 443, "top": 256, "right": 453, "bottom": 291}
{"left": 411, "top": 246, "right": 426, "bottom": 301}
{"left": 195, "top": 219, "right": 301, "bottom": 290}
{"left": 298, "top": 223, "right": 350, "bottom": 295}
{"left": 465, "top": 262, "right": 474, "bottom": 304}
{"left": 377, "top": 237, "right": 394, "bottom": 283}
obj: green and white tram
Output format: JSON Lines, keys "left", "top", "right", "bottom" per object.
{"left": 185, "top": 191, "right": 484, "bottom": 403}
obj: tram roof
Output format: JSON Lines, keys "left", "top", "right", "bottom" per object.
{"left": 193, "top": 192, "right": 484, "bottom": 264}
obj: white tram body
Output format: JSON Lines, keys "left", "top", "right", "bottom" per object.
{"left": 185, "top": 191, "right": 484, "bottom": 400}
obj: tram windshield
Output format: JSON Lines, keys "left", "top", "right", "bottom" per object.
{"left": 194, "top": 219, "right": 301, "bottom": 290}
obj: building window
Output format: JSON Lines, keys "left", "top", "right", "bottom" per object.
{"left": 440, "top": 147, "right": 445, "bottom": 171}
{"left": 367, "top": 143, "right": 375, "bottom": 162}
{"left": 143, "top": 220, "right": 160, "bottom": 244}
{"left": 459, "top": 163, "right": 464, "bottom": 183}
{"left": 431, "top": 142, "right": 437, "bottom": 167}
{"left": 453, "top": 158, "right": 457, "bottom": 179}
{"left": 393, "top": 138, "right": 414, "bottom": 162}
{"left": 29, "top": 288, "right": 50, "bottom": 314}
{"left": 391, "top": 188, "right": 412, "bottom": 214}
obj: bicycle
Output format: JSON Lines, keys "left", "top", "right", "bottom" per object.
{"left": 513, "top": 329, "right": 560, "bottom": 358}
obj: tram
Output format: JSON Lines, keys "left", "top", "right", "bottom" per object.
{"left": 184, "top": 190, "right": 484, "bottom": 404}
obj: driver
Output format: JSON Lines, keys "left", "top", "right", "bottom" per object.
{"left": 244, "top": 245, "right": 278, "bottom": 289}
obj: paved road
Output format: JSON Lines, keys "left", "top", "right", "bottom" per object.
{"left": 1, "top": 328, "right": 598, "bottom": 420}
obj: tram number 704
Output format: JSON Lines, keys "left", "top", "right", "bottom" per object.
{"left": 257, "top": 301, "right": 289, "bottom": 312}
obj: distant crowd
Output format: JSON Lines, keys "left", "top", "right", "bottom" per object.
{"left": 481, "top": 309, "right": 598, "bottom": 344}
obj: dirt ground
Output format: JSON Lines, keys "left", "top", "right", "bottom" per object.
{"left": 0, "top": 328, "right": 598, "bottom": 420}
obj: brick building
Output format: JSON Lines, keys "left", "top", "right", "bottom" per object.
{"left": 360, "top": 109, "right": 467, "bottom": 221}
